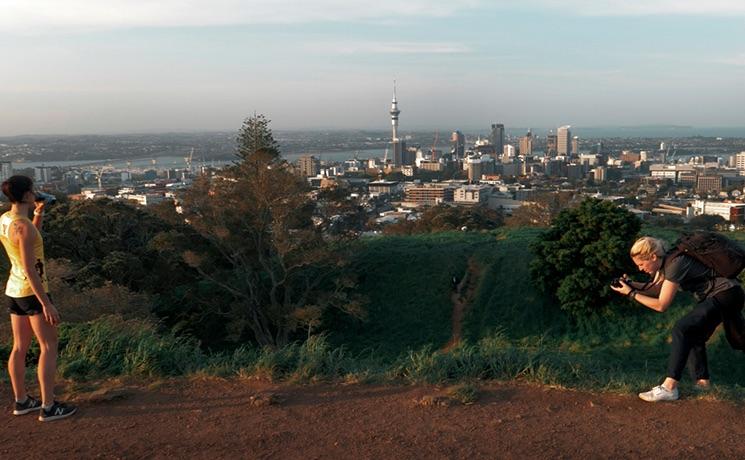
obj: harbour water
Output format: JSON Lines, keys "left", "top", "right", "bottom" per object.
{"left": 13, "top": 149, "right": 386, "bottom": 171}
{"left": 12, "top": 156, "right": 234, "bottom": 171}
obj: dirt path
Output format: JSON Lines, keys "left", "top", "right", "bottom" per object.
{"left": 2, "top": 378, "right": 743, "bottom": 459}
{"left": 443, "top": 258, "right": 481, "bottom": 351}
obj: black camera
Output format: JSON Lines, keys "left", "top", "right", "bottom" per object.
{"left": 610, "top": 277, "right": 625, "bottom": 288}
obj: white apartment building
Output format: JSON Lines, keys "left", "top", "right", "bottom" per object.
{"left": 454, "top": 185, "right": 492, "bottom": 204}
{"left": 692, "top": 200, "right": 745, "bottom": 223}
{"left": 649, "top": 164, "right": 697, "bottom": 183}
{"left": 735, "top": 152, "right": 745, "bottom": 172}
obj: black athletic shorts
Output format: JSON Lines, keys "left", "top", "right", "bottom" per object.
{"left": 6, "top": 294, "right": 50, "bottom": 316}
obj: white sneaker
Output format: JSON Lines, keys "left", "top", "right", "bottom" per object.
{"left": 638, "top": 385, "right": 679, "bottom": 402}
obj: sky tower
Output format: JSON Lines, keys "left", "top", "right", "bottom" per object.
{"left": 390, "top": 80, "right": 400, "bottom": 142}
{"left": 389, "top": 81, "right": 404, "bottom": 166}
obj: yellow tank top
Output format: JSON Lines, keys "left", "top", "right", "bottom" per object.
{"left": 0, "top": 211, "right": 49, "bottom": 298}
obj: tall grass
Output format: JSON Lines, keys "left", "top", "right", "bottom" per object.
{"left": 2, "top": 315, "right": 743, "bottom": 400}
{"left": 57, "top": 315, "right": 204, "bottom": 379}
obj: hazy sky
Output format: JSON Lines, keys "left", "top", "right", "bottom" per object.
{"left": 1, "top": 0, "right": 744, "bottom": 135}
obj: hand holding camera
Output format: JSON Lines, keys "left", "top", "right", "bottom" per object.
{"left": 611, "top": 277, "right": 625, "bottom": 288}
{"left": 610, "top": 275, "right": 635, "bottom": 297}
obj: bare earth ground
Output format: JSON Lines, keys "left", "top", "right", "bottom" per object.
{"left": 1, "top": 378, "right": 744, "bottom": 459}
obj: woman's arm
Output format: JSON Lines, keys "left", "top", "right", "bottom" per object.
{"left": 13, "top": 220, "right": 58, "bottom": 325}
{"left": 612, "top": 277, "right": 678, "bottom": 312}
{"left": 630, "top": 279, "right": 678, "bottom": 313}
{"left": 32, "top": 202, "right": 45, "bottom": 231}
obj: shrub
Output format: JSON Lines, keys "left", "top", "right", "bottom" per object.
{"left": 530, "top": 198, "right": 641, "bottom": 318}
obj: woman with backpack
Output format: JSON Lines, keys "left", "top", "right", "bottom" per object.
{"left": 611, "top": 236, "right": 745, "bottom": 402}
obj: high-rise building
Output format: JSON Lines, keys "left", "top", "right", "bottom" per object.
{"left": 594, "top": 166, "right": 607, "bottom": 182}
{"left": 297, "top": 155, "right": 320, "bottom": 177}
{"left": 491, "top": 123, "right": 504, "bottom": 156}
{"left": 546, "top": 132, "right": 558, "bottom": 156}
{"left": 557, "top": 125, "right": 571, "bottom": 156}
{"left": 0, "top": 162, "right": 12, "bottom": 183}
{"left": 735, "top": 152, "right": 745, "bottom": 172}
{"left": 35, "top": 166, "right": 52, "bottom": 184}
{"left": 502, "top": 144, "right": 515, "bottom": 162}
{"left": 571, "top": 136, "right": 580, "bottom": 156}
{"left": 519, "top": 130, "right": 533, "bottom": 156}
{"left": 451, "top": 131, "right": 465, "bottom": 159}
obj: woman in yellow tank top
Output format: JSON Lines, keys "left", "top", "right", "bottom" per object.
{"left": 1, "top": 175, "right": 76, "bottom": 422}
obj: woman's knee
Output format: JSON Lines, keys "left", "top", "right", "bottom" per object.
{"left": 37, "top": 337, "right": 58, "bottom": 353}
{"left": 10, "top": 343, "right": 30, "bottom": 356}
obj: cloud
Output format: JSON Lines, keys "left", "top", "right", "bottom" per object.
{"left": 518, "top": 0, "right": 745, "bottom": 16}
{"left": 0, "top": 0, "right": 483, "bottom": 33}
{"left": 712, "top": 53, "right": 745, "bottom": 67}
{"left": 310, "top": 41, "right": 471, "bottom": 55}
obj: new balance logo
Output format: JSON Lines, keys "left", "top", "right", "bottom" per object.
{"left": 55, "top": 408, "right": 64, "bottom": 416}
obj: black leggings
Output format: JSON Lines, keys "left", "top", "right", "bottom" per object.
{"left": 667, "top": 286, "right": 745, "bottom": 381}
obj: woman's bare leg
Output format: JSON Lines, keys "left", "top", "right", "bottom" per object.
{"left": 28, "top": 315, "right": 58, "bottom": 406}
{"left": 8, "top": 314, "right": 33, "bottom": 401}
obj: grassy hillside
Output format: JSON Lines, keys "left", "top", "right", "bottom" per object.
{"left": 2, "top": 226, "right": 743, "bottom": 396}
{"left": 328, "top": 231, "right": 490, "bottom": 356}
{"left": 329, "top": 227, "right": 745, "bottom": 389}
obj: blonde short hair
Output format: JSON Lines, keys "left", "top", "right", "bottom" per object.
{"left": 630, "top": 237, "right": 668, "bottom": 260}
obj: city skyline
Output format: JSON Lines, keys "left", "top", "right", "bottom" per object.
{"left": 1, "top": 1, "right": 744, "bottom": 136}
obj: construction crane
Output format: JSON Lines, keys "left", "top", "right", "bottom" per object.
{"left": 667, "top": 144, "right": 678, "bottom": 164}
{"left": 184, "top": 148, "right": 194, "bottom": 174}
{"left": 95, "top": 166, "right": 114, "bottom": 190}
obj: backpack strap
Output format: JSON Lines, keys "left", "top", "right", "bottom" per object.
{"left": 660, "top": 247, "right": 684, "bottom": 274}
{"left": 663, "top": 244, "right": 718, "bottom": 299}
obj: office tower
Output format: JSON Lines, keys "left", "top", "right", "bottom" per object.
{"left": 466, "top": 157, "right": 483, "bottom": 183}
{"left": 491, "top": 123, "right": 504, "bottom": 156}
{"left": 0, "top": 162, "right": 12, "bottom": 183}
{"left": 557, "top": 125, "right": 571, "bottom": 156}
{"left": 390, "top": 81, "right": 404, "bottom": 167}
{"left": 298, "top": 155, "right": 320, "bottom": 177}
{"left": 519, "top": 130, "right": 533, "bottom": 156}
{"left": 502, "top": 144, "right": 515, "bottom": 162}
{"left": 35, "top": 166, "right": 52, "bottom": 184}
{"left": 546, "top": 132, "right": 558, "bottom": 156}
{"left": 594, "top": 166, "right": 607, "bottom": 182}
{"left": 735, "top": 152, "right": 745, "bottom": 172}
{"left": 451, "top": 131, "right": 465, "bottom": 159}
{"left": 571, "top": 136, "right": 579, "bottom": 156}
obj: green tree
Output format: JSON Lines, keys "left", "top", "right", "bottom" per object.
{"left": 530, "top": 198, "right": 641, "bottom": 318}
{"left": 236, "top": 114, "right": 280, "bottom": 161}
{"left": 179, "top": 115, "right": 363, "bottom": 347}
{"left": 41, "top": 199, "right": 237, "bottom": 346}
{"left": 43, "top": 199, "right": 196, "bottom": 292}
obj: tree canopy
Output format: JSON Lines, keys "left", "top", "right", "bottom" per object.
{"left": 236, "top": 114, "right": 280, "bottom": 162}
{"left": 530, "top": 198, "right": 641, "bottom": 318}
{"left": 179, "top": 114, "right": 364, "bottom": 347}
